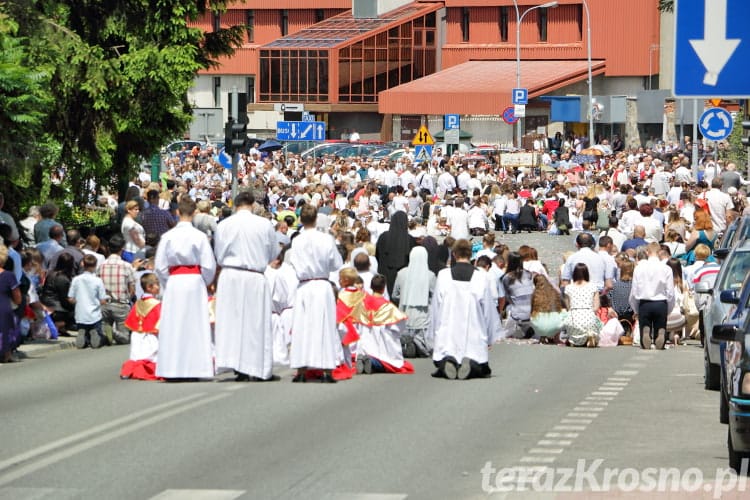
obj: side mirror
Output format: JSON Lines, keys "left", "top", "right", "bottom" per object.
{"left": 720, "top": 289, "right": 740, "bottom": 305}
{"left": 695, "top": 281, "right": 712, "bottom": 294}
{"left": 713, "top": 324, "right": 744, "bottom": 342}
{"left": 714, "top": 248, "right": 730, "bottom": 260}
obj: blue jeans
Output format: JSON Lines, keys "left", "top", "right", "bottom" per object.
{"left": 503, "top": 213, "right": 519, "bottom": 232}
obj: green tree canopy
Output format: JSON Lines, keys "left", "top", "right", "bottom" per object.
{"left": 1, "top": 0, "right": 244, "bottom": 210}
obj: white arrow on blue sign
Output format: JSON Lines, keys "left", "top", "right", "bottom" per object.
{"left": 512, "top": 88, "right": 528, "bottom": 105}
{"left": 698, "top": 107, "right": 734, "bottom": 141}
{"left": 276, "top": 121, "right": 326, "bottom": 141}
{"left": 674, "top": 0, "right": 750, "bottom": 97}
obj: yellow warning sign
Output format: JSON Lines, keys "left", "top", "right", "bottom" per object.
{"left": 412, "top": 125, "right": 435, "bottom": 146}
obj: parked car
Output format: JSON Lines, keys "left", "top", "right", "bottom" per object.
{"left": 715, "top": 215, "right": 750, "bottom": 260}
{"left": 697, "top": 239, "right": 750, "bottom": 390}
{"left": 161, "top": 140, "right": 204, "bottom": 157}
{"left": 712, "top": 274, "right": 750, "bottom": 471}
{"left": 299, "top": 142, "right": 351, "bottom": 160}
{"left": 334, "top": 144, "right": 386, "bottom": 159}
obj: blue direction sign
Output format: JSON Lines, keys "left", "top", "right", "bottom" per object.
{"left": 699, "top": 107, "right": 734, "bottom": 141}
{"left": 444, "top": 114, "right": 460, "bottom": 130}
{"left": 414, "top": 145, "right": 433, "bottom": 163}
{"left": 512, "top": 88, "right": 528, "bottom": 105}
{"left": 674, "top": 0, "right": 750, "bottom": 97}
{"left": 276, "top": 121, "right": 326, "bottom": 141}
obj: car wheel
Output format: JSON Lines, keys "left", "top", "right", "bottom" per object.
{"left": 720, "top": 376, "right": 729, "bottom": 424}
{"left": 705, "top": 342, "right": 720, "bottom": 391}
{"left": 728, "top": 428, "right": 750, "bottom": 473}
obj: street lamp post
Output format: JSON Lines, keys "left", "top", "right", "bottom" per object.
{"left": 514, "top": 1, "right": 558, "bottom": 150}
{"left": 581, "top": 0, "right": 594, "bottom": 147}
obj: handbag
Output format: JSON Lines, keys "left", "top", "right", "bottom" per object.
{"left": 683, "top": 289, "right": 699, "bottom": 319}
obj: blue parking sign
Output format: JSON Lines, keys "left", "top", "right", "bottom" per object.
{"left": 674, "top": 0, "right": 750, "bottom": 97}
{"left": 444, "top": 114, "right": 460, "bottom": 130}
{"left": 512, "top": 88, "right": 528, "bottom": 105}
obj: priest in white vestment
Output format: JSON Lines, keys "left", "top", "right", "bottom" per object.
{"left": 431, "top": 239, "right": 495, "bottom": 380}
{"left": 214, "top": 191, "right": 279, "bottom": 381}
{"left": 155, "top": 196, "right": 217, "bottom": 380}
{"left": 289, "top": 204, "right": 344, "bottom": 383}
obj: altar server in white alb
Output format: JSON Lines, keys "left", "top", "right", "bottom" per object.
{"left": 214, "top": 191, "right": 279, "bottom": 381}
{"left": 154, "top": 196, "right": 216, "bottom": 380}
{"left": 289, "top": 204, "right": 344, "bottom": 383}
{"left": 431, "top": 238, "right": 496, "bottom": 380}
{"left": 266, "top": 245, "right": 297, "bottom": 367}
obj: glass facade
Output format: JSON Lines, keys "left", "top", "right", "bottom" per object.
{"left": 259, "top": 50, "right": 329, "bottom": 102}
{"left": 258, "top": 7, "right": 437, "bottom": 104}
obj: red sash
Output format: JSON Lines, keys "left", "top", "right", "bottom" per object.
{"left": 169, "top": 265, "right": 200, "bottom": 275}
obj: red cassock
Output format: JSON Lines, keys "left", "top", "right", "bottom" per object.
{"left": 120, "top": 297, "right": 162, "bottom": 381}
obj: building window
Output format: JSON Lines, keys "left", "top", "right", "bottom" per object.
{"left": 499, "top": 7, "right": 509, "bottom": 42}
{"left": 213, "top": 77, "right": 221, "bottom": 108}
{"left": 246, "top": 76, "right": 255, "bottom": 104}
{"left": 281, "top": 9, "right": 288, "bottom": 36}
{"left": 576, "top": 4, "right": 583, "bottom": 41}
{"left": 461, "top": 7, "right": 470, "bottom": 42}
{"left": 538, "top": 7, "right": 548, "bottom": 42}
{"left": 315, "top": 9, "right": 325, "bottom": 23}
{"left": 212, "top": 12, "right": 220, "bottom": 33}
{"left": 246, "top": 10, "right": 255, "bottom": 42}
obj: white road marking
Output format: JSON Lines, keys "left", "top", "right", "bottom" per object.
{"left": 545, "top": 432, "right": 579, "bottom": 438}
{"left": 0, "top": 393, "right": 231, "bottom": 487}
{"left": 0, "top": 393, "right": 207, "bottom": 473}
{"left": 622, "top": 363, "right": 646, "bottom": 369}
{"left": 614, "top": 370, "right": 639, "bottom": 376}
{"left": 560, "top": 419, "right": 592, "bottom": 425}
{"left": 553, "top": 425, "right": 587, "bottom": 431}
{"left": 528, "top": 448, "right": 564, "bottom": 454}
{"left": 574, "top": 407, "right": 603, "bottom": 412}
{"left": 591, "top": 391, "right": 619, "bottom": 396}
{"left": 585, "top": 396, "right": 614, "bottom": 401}
{"left": 607, "top": 377, "right": 631, "bottom": 382}
{"left": 537, "top": 440, "right": 572, "bottom": 446}
{"left": 567, "top": 412, "right": 599, "bottom": 418}
{"left": 520, "top": 456, "right": 556, "bottom": 463}
{"left": 579, "top": 401, "right": 608, "bottom": 406}
{"left": 149, "top": 490, "right": 246, "bottom": 500}
{"left": 597, "top": 386, "right": 624, "bottom": 391}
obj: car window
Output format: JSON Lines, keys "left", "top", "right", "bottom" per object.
{"left": 718, "top": 251, "right": 750, "bottom": 291}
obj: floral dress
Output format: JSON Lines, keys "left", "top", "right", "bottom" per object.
{"left": 564, "top": 282, "right": 602, "bottom": 346}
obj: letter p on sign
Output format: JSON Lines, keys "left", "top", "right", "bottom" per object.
{"left": 512, "top": 88, "right": 528, "bottom": 105}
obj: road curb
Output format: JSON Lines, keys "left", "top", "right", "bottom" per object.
{"left": 18, "top": 338, "right": 78, "bottom": 357}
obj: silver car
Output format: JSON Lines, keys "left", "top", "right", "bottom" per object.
{"left": 698, "top": 239, "right": 750, "bottom": 390}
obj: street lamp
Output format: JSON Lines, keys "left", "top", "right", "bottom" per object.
{"left": 514, "top": 1, "right": 558, "bottom": 150}
{"left": 581, "top": 0, "right": 594, "bottom": 148}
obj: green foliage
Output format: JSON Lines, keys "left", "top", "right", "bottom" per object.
{"left": 1, "top": 0, "right": 244, "bottom": 210}
{"left": 57, "top": 204, "right": 112, "bottom": 229}
{"left": 726, "top": 112, "right": 748, "bottom": 167}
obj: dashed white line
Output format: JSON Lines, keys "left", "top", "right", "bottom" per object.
{"left": 614, "top": 370, "right": 639, "bottom": 376}
{"left": 538, "top": 440, "right": 572, "bottom": 446}
{"left": 622, "top": 363, "right": 646, "bottom": 369}
{"left": 545, "top": 432, "right": 579, "bottom": 439}
{"left": 579, "top": 401, "right": 608, "bottom": 406}
{"left": 528, "top": 448, "right": 564, "bottom": 454}
{"left": 573, "top": 406, "right": 603, "bottom": 412}
{"left": 591, "top": 391, "right": 619, "bottom": 396}
{"left": 567, "top": 412, "right": 599, "bottom": 418}
{"left": 520, "top": 456, "right": 556, "bottom": 463}
{"left": 560, "top": 418, "right": 592, "bottom": 425}
{"left": 597, "top": 386, "right": 624, "bottom": 391}
{"left": 553, "top": 425, "right": 587, "bottom": 431}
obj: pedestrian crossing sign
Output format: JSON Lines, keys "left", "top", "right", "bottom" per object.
{"left": 414, "top": 145, "right": 433, "bottom": 163}
{"left": 412, "top": 125, "right": 435, "bottom": 146}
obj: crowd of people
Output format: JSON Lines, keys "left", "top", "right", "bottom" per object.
{"left": 0, "top": 134, "right": 748, "bottom": 379}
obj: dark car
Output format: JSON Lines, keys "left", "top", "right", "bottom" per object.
{"left": 713, "top": 271, "right": 750, "bottom": 471}
{"left": 697, "top": 239, "right": 750, "bottom": 390}
{"left": 714, "top": 215, "right": 750, "bottom": 260}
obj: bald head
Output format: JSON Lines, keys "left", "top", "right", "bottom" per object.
{"left": 633, "top": 225, "right": 646, "bottom": 238}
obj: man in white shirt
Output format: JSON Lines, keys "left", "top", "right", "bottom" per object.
{"left": 448, "top": 198, "right": 469, "bottom": 240}
{"left": 638, "top": 204, "right": 664, "bottom": 244}
{"left": 704, "top": 177, "right": 734, "bottom": 232}
{"left": 629, "top": 242, "right": 675, "bottom": 350}
{"left": 560, "top": 232, "right": 612, "bottom": 292}
{"left": 437, "top": 170, "right": 457, "bottom": 196}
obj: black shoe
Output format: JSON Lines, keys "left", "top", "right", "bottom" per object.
{"left": 235, "top": 373, "right": 250, "bottom": 382}
{"left": 443, "top": 359, "right": 458, "bottom": 380}
{"left": 320, "top": 373, "right": 337, "bottom": 384}
{"left": 457, "top": 357, "right": 472, "bottom": 380}
{"left": 292, "top": 373, "right": 306, "bottom": 383}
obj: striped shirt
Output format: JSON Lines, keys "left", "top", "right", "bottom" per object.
{"left": 98, "top": 254, "right": 135, "bottom": 303}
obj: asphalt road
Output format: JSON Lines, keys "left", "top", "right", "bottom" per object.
{"left": 0, "top": 233, "right": 735, "bottom": 499}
